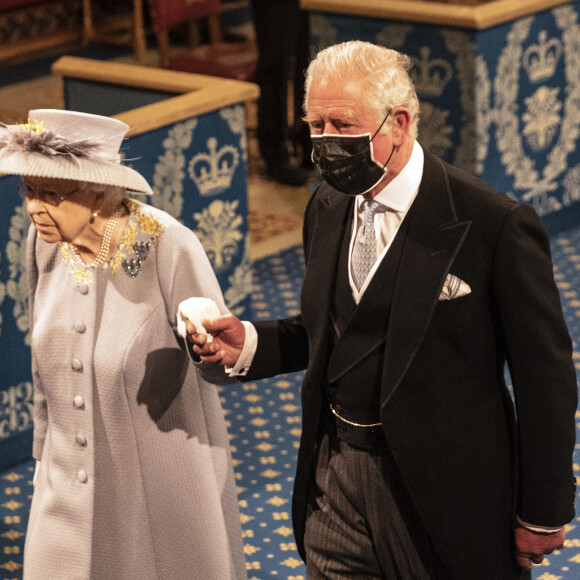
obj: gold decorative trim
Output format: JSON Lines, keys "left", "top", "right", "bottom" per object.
{"left": 300, "top": 0, "right": 572, "bottom": 30}
{"left": 51, "top": 56, "right": 260, "bottom": 136}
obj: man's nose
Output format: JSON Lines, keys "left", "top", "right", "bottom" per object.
{"left": 323, "top": 123, "right": 340, "bottom": 134}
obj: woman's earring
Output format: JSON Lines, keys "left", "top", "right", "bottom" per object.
{"left": 90, "top": 210, "right": 98, "bottom": 224}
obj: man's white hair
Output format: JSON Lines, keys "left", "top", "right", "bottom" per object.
{"left": 304, "top": 40, "right": 420, "bottom": 138}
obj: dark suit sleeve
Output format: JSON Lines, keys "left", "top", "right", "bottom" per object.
{"left": 243, "top": 316, "right": 309, "bottom": 381}
{"left": 491, "top": 203, "right": 577, "bottom": 527}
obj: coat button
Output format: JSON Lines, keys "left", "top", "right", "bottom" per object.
{"left": 75, "top": 434, "right": 87, "bottom": 447}
{"left": 71, "top": 359, "right": 83, "bottom": 372}
{"left": 77, "top": 469, "right": 88, "bottom": 483}
{"left": 73, "top": 321, "right": 86, "bottom": 333}
{"left": 73, "top": 396, "right": 85, "bottom": 409}
{"left": 78, "top": 283, "right": 89, "bottom": 295}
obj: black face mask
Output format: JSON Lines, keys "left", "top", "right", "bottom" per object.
{"left": 311, "top": 112, "right": 394, "bottom": 196}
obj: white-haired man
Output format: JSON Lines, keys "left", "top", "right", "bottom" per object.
{"left": 189, "top": 41, "right": 577, "bottom": 579}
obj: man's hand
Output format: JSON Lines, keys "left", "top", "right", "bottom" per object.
{"left": 185, "top": 315, "right": 245, "bottom": 367}
{"left": 514, "top": 525, "right": 566, "bottom": 569}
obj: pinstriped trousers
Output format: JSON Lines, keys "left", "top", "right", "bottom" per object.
{"left": 304, "top": 430, "right": 453, "bottom": 579}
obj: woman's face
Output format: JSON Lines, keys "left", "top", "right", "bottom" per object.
{"left": 23, "top": 177, "right": 93, "bottom": 244}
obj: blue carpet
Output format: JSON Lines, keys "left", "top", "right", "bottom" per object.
{"left": 1, "top": 233, "right": 579, "bottom": 578}
{"left": 224, "top": 247, "right": 307, "bottom": 578}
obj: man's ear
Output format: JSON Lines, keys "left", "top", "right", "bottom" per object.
{"left": 390, "top": 107, "right": 411, "bottom": 147}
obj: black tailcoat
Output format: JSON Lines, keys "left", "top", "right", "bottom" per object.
{"left": 245, "top": 152, "right": 577, "bottom": 578}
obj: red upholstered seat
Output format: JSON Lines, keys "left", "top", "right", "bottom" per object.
{"left": 146, "top": 0, "right": 256, "bottom": 82}
{"left": 168, "top": 42, "right": 256, "bottom": 82}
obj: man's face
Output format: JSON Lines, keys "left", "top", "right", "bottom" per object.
{"left": 304, "top": 78, "right": 394, "bottom": 167}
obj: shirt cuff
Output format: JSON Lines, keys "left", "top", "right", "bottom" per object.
{"left": 224, "top": 321, "right": 257, "bottom": 377}
{"left": 516, "top": 516, "right": 564, "bottom": 533}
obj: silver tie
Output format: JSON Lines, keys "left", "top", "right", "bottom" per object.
{"left": 351, "top": 199, "right": 382, "bottom": 291}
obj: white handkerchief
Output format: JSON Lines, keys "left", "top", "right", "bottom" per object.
{"left": 177, "top": 297, "right": 221, "bottom": 342}
{"left": 438, "top": 274, "right": 471, "bottom": 300}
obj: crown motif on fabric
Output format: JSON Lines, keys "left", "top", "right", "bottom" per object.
{"left": 188, "top": 137, "right": 239, "bottom": 196}
{"left": 523, "top": 30, "right": 562, "bottom": 83}
{"left": 410, "top": 47, "right": 453, "bottom": 97}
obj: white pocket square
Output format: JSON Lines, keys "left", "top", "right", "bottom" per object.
{"left": 438, "top": 274, "right": 471, "bottom": 300}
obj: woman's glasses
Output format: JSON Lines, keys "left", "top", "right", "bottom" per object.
{"left": 18, "top": 181, "right": 80, "bottom": 207}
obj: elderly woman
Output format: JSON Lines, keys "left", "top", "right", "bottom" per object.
{"left": 0, "top": 109, "right": 246, "bottom": 580}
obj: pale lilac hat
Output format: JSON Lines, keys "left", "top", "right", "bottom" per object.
{"left": 0, "top": 109, "right": 153, "bottom": 194}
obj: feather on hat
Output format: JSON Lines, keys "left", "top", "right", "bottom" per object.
{"left": 0, "top": 109, "right": 153, "bottom": 194}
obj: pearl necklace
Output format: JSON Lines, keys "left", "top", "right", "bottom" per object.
{"left": 71, "top": 208, "right": 119, "bottom": 267}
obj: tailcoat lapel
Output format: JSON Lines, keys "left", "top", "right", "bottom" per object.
{"left": 300, "top": 188, "right": 353, "bottom": 367}
{"left": 381, "top": 154, "right": 471, "bottom": 408}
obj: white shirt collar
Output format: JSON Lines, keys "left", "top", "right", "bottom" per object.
{"left": 357, "top": 140, "right": 424, "bottom": 213}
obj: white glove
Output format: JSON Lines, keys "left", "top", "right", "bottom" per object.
{"left": 177, "top": 297, "right": 221, "bottom": 343}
